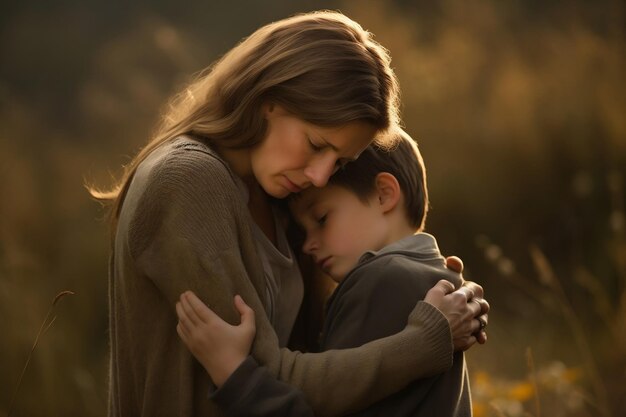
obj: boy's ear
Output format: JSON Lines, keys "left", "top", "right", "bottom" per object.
{"left": 374, "top": 172, "right": 401, "bottom": 213}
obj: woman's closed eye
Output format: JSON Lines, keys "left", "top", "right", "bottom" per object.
{"left": 307, "top": 136, "right": 324, "bottom": 152}
{"left": 316, "top": 214, "right": 328, "bottom": 226}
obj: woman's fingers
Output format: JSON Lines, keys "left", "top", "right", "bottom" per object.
{"left": 454, "top": 286, "right": 475, "bottom": 301}
{"left": 423, "top": 280, "right": 455, "bottom": 307}
{"left": 433, "top": 279, "right": 456, "bottom": 296}
{"left": 469, "top": 298, "right": 489, "bottom": 317}
{"left": 424, "top": 280, "right": 490, "bottom": 351}
{"left": 463, "top": 281, "right": 484, "bottom": 299}
{"left": 457, "top": 334, "right": 477, "bottom": 352}
{"left": 471, "top": 316, "right": 487, "bottom": 334}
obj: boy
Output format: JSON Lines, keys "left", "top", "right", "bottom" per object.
{"left": 177, "top": 129, "right": 472, "bottom": 416}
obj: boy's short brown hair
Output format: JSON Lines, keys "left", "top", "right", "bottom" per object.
{"left": 329, "top": 128, "right": 429, "bottom": 231}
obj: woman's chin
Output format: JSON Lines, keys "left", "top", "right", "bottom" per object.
{"left": 265, "top": 185, "right": 292, "bottom": 199}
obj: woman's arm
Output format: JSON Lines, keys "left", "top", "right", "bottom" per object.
{"left": 177, "top": 282, "right": 484, "bottom": 417}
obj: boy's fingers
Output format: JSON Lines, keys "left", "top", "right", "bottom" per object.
{"left": 234, "top": 295, "right": 256, "bottom": 330}
{"left": 176, "top": 303, "right": 193, "bottom": 333}
{"left": 176, "top": 322, "right": 189, "bottom": 343}
{"left": 184, "top": 291, "right": 218, "bottom": 323}
{"left": 180, "top": 294, "right": 201, "bottom": 326}
{"left": 176, "top": 301, "right": 190, "bottom": 325}
{"left": 444, "top": 256, "right": 464, "bottom": 273}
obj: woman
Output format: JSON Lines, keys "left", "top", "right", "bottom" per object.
{"left": 92, "top": 11, "right": 488, "bottom": 417}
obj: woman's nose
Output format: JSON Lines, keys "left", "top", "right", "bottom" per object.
{"left": 303, "top": 154, "right": 336, "bottom": 188}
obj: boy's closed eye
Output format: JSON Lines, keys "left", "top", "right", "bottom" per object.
{"left": 316, "top": 214, "right": 328, "bottom": 226}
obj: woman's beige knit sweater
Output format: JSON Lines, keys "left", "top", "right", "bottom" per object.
{"left": 108, "top": 137, "right": 453, "bottom": 417}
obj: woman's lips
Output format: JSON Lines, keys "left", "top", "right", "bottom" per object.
{"left": 283, "top": 176, "right": 302, "bottom": 193}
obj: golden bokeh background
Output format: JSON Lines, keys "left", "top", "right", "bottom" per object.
{"left": 1, "top": 1, "right": 624, "bottom": 416}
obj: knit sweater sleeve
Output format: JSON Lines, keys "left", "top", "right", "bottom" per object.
{"left": 323, "top": 256, "right": 447, "bottom": 349}
{"left": 127, "top": 145, "right": 453, "bottom": 417}
{"left": 128, "top": 146, "right": 266, "bottom": 316}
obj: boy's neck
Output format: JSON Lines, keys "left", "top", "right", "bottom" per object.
{"left": 333, "top": 220, "right": 417, "bottom": 283}
{"left": 383, "top": 220, "right": 418, "bottom": 249}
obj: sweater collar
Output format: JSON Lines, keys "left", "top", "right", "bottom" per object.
{"left": 357, "top": 232, "right": 442, "bottom": 265}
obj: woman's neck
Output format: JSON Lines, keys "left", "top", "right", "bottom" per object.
{"left": 215, "top": 146, "right": 254, "bottom": 184}
{"left": 216, "top": 145, "right": 277, "bottom": 244}
{"left": 247, "top": 181, "right": 277, "bottom": 245}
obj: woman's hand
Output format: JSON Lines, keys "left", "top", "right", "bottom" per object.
{"left": 176, "top": 291, "right": 257, "bottom": 387}
{"left": 423, "top": 256, "right": 490, "bottom": 351}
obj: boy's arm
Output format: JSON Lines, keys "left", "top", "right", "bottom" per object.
{"left": 176, "top": 292, "right": 315, "bottom": 417}
{"left": 211, "top": 357, "right": 314, "bottom": 417}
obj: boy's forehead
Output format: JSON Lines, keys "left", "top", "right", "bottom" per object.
{"left": 289, "top": 187, "right": 330, "bottom": 215}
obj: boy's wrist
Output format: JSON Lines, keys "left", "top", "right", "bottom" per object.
{"left": 207, "top": 355, "right": 248, "bottom": 387}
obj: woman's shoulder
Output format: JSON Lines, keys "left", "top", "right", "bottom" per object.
{"left": 145, "top": 135, "right": 229, "bottom": 174}
{"left": 136, "top": 135, "right": 239, "bottom": 193}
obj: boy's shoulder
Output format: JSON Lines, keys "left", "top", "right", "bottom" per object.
{"left": 328, "top": 234, "right": 462, "bottom": 307}
{"left": 321, "top": 234, "right": 459, "bottom": 349}
{"left": 350, "top": 233, "right": 460, "bottom": 285}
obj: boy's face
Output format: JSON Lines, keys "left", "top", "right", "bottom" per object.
{"left": 290, "top": 185, "right": 389, "bottom": 282}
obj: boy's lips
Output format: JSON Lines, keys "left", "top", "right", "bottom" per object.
{"left": 317, "top": 256, "right": 332, "bottom": 272}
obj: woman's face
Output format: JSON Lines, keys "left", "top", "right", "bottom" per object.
{"left": 250, "top": 105, "right": 377, "bottom": 199}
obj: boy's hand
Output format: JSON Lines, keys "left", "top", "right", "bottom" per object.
{"left": 176, "top": 291, "right": 256, "bottom": 387}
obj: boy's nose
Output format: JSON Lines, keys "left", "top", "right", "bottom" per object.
{"left": 302, "top": 235, "right": 318, "bottom": 256}
{"left": 303, "top": 154, "right": 336, "bottom": 188}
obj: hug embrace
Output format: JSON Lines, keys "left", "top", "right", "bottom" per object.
{"left": 92, "top": 10, "right": 490, "bottom": 417}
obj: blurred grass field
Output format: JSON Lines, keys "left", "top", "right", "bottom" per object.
{"left": 1, "top": 1, "right": 624, "bottom": 416}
